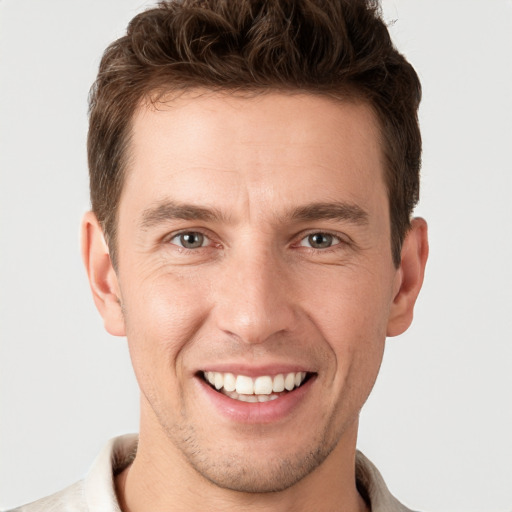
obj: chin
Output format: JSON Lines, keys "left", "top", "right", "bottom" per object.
{"left": 166, "top": 420, "right": 341, "bottom": 494}
{"left": 189, "top": 447, "right": 333, "bottom": 493}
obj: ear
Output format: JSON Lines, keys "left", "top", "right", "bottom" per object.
{"left": 81, "top": 211, "right": 126, "bottom": 336}
{"left": 387, "top": 217, "right": 429, "bottom": 337}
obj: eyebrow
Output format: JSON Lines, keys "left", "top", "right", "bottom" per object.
{"left": 140, "top": 201, "right": 226, "bottom": 229}
{"left": 290, "top": 202, "right": 369, "bottom": 225}
{"left": 140, "top": 199, "right": 369, "bottom": 229}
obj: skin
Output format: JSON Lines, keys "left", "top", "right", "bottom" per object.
{"left": 83, "top": 92, "right": 428, "bottom": 512}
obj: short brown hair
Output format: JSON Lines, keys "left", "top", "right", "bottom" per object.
{"left": 88, "top": 0, "right": 421, "bottom": 268}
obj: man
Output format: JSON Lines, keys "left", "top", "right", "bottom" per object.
{"left": 11, "top": 0, "right": 428, "bottom": 510}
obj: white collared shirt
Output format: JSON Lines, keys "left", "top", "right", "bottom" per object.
{"left": 8, "top": 434, "right": 415, "bottom": 512}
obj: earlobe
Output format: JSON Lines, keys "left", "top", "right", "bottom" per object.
{"left": 386, "top": 217, "right": 429, "bottom": 337}
{"left": 81, "top": 211, "right": 126, "bottom": 337}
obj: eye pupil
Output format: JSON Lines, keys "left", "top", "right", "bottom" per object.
{"left": 308, "top": 233, "right": 333, "bottom": 248}
{"left": 180, "top": 232, "right": 204, "bottom": 248}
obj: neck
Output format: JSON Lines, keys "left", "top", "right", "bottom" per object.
{"left": 115, "top": 417, "right": 369, "bottom": 512}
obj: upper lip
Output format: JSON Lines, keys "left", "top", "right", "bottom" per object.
{"left": 195, "top": 364, "right": 315, "bottom": 378}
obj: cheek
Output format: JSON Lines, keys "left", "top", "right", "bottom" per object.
{"left": 120, "top": 270, "right": 211, "bottom": 394}
{"left": 303, "top": 267, "right": 391, "bottom": 385}
{"left": 307, "top": 267, "right": 392, "bottom": 340}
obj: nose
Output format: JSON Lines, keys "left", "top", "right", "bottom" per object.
{"left": 212, "top": 245, "right": 297, "bottom": 345}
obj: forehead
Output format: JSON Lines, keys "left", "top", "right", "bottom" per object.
{"left": 121, "top": 91, "right": 387, "bottom": 222}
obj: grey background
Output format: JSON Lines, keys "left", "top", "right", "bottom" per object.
{"left": 1, "top": 1, "right": 511, "bottom": 510}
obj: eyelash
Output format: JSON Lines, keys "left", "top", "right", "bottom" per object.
{"left": 165, "top": 230, "right": 214, "bottom": 251}
{"left": 297, "top": 231, "right": 344, "bottom": 250}
{"left": 164, "top": 229, "right": 348, "bottom": 253}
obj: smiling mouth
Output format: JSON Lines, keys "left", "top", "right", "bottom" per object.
{"left": 201, "top": 371, "right": 313, "bottom": 403}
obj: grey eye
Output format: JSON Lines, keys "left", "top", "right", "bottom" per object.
{"left": 300, "top": 233, "right": 338, "bottom": 249}
{"left": 171, "top": 232, "right": 207, "bottom": 249}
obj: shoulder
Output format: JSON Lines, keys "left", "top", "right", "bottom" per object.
{"left": 356, "top": 451, "right": 418, "bottom": 512}
{"left": 5, "top": 481, "right": 87, "bottom": 512}
{"left": 5, "top": 434, "right": 137, "bottom": 512}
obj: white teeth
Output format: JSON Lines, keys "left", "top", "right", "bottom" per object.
{"left": 294, "top": 372, "right": 307, "bottom": 387}
{"left": 235, "top": 375, "right": 254, "bottom": 395}
{"left": 272, "top": 374, "right": 285, "bottom": 392}
{"left": 258, "top": 394, "right": 277, "bottom": 402}
{"left": 203, "top": 370, "right": 308, "bottom": 400}
{"left": 223, "top": 372, "right": 236, "bottom": 392}
{"left": 254, "top": 376, "right": 273, "bottom": 395}
{"left": 284, "top": 372, "right": 295, "bottom": 391}
{"left": 237, "top": 393, "right": 258, "bottom": 403}
{"left": 223, "top": 389, "right": 280, "bottom": 402}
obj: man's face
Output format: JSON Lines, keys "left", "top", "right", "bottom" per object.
{"left": 109, "top": 92, "right": 403, "bottom": 492}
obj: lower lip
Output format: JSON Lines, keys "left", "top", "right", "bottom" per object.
{"left": 196, "top": 376, "right": 315, "bottom": 424}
